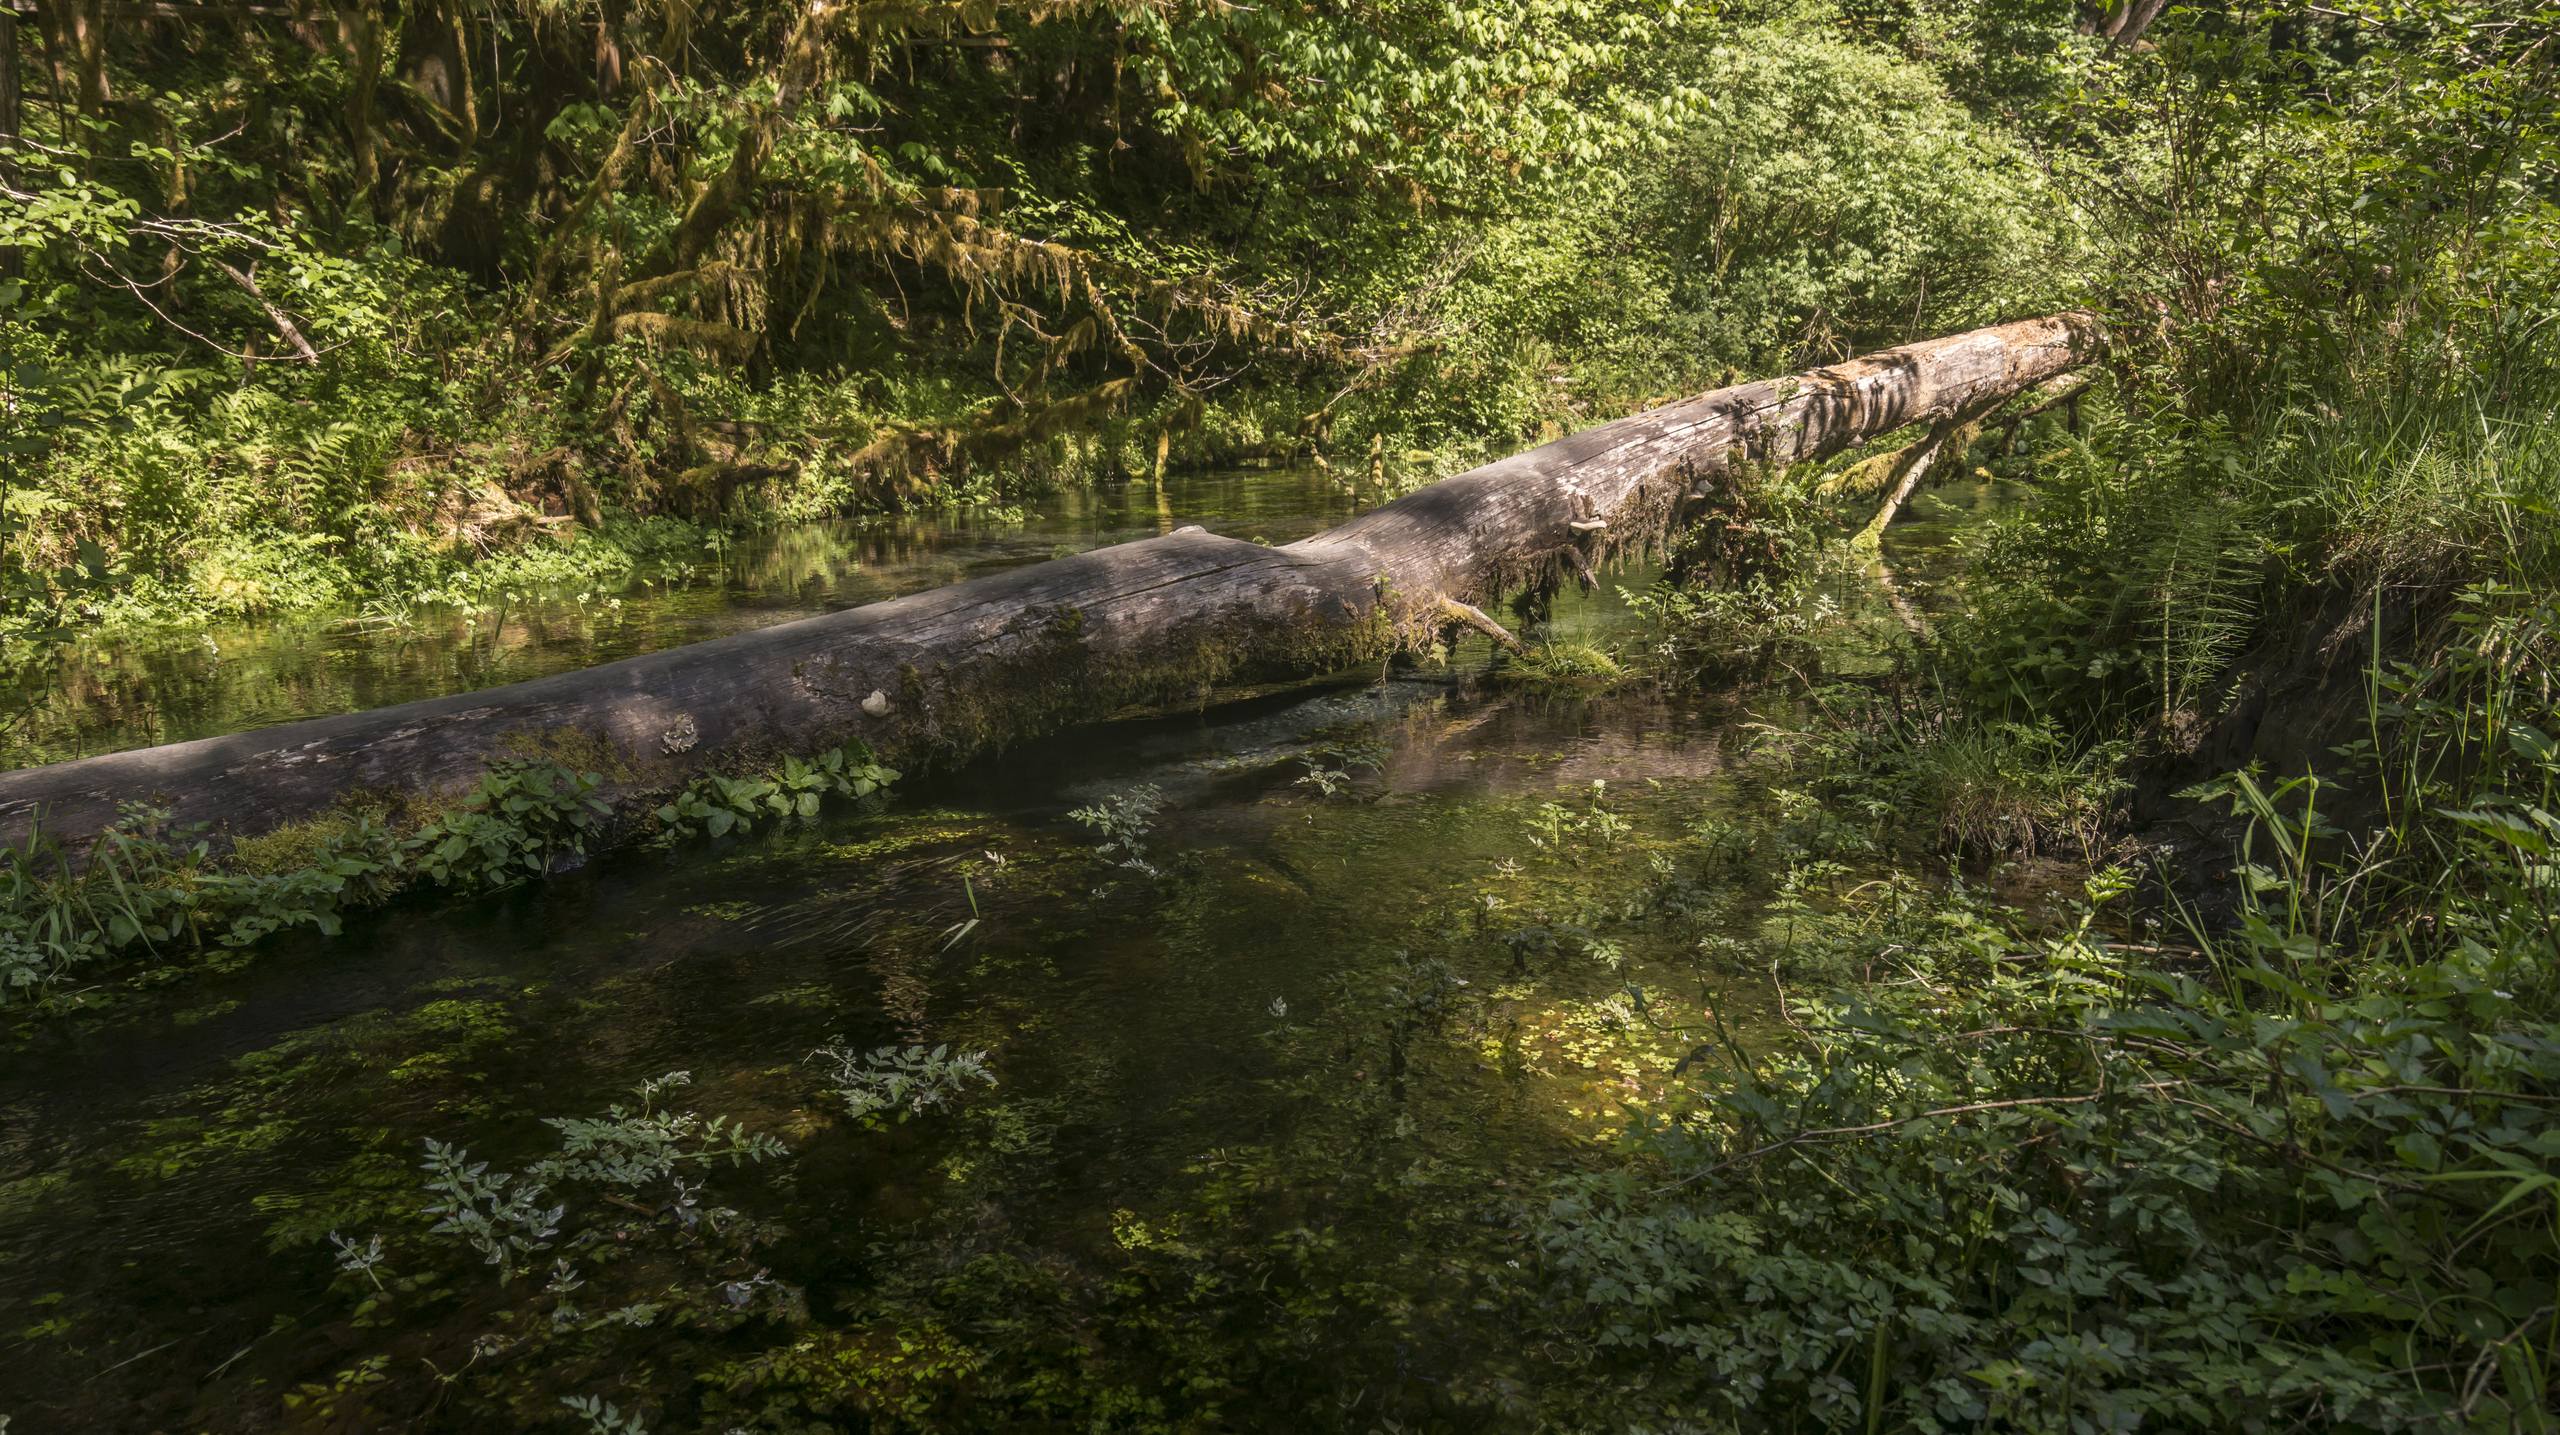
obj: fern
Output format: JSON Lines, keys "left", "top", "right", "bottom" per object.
{"left": 2151, "top": 499, "right": 2258, "bottom": 725}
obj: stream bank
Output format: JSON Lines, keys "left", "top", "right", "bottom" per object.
{"left": 0, "top": 465, "right": 2037, "bottom": 1432}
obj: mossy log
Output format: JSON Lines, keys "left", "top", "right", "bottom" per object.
{"left": 0, "top": 313, "right": 2102, "bottom": 850}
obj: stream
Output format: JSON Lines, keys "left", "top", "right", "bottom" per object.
{"left": 0, "top": 469, "right": 2002, "bottom": 1431}
{"left": 3, "top": 467, "right": 1366, "bottom": 768}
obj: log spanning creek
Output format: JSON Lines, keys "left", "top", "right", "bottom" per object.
{"left": 0, "top": 464, "right": 1372, "bottom": 770}
{"left": 0, "top": 319, "right": 2086, "bottom": 1430}
{"left": 0, "top": 315, "right": 2099, "bottom": 849}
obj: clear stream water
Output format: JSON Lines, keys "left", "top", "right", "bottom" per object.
{"left": 5, "top": 466, "right": 1364, "bottom": 766}
{"left": 0, "top": 470, "right": 2002, "bottom": 1431}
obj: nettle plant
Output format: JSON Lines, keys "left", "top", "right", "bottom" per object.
{"left": 654, "top": 746, "right": 897, "bottom": 844}
{"left": 405, "top": 763, "right": 614, "bottom": 890}
{"left": 0, "top": 747, "right": 905, "bottom": 1006}
{"left": 1, "top": 803, "right": 402, "bottom": 998}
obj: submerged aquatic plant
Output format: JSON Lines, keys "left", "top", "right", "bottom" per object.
{"left": 561, "top": 1394, "right": 651, "bottom": 1435}
{"left": 418, "top": 1138, "right": 566, "bottom": 1283}
{"left": 327, "top": 1231, "right": 388, "bottom": 1290}
{"left": 1067, "top": 783, "right": 1166, "bottom": 876}
{"left": 1294, "top": 738, "right": 1388, "bottom": 800}
{"left": 1295, "top": 759, "right": 1355, "bottom": 798}
{"left": 1525, "top": 780, "right": 1628, "bottom": 853}
{"left": 534, "top": 1087, "right": 786, "bottom": 1194}
{"left": 808, "top": 1041, "right": 997, "bottom": 1125}
{"left": 411, "top": 1070, "right": 787, "bottom": 1288}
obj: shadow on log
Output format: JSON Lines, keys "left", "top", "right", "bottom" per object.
{"left": 0, "top": 313, "right": 2103, "bottom": 850}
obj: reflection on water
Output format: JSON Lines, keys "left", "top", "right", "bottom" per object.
{"left": 6, "top": 467, "right": 1361, "bottom": 767}
{"left": 0, "top": 467, "right": 2029, "bottom": 1430}
{"left": 0, "top": 619, "right": 1776, "bottom": 1430}
{"left": 5, "top": 463, "right": 2011, "bottom": 771}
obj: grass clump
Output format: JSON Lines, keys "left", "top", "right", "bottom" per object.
{"left": 1501, "top": 642, "right": 1628, "bottom": 691}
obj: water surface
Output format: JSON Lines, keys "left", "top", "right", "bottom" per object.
{"left": 7, "top": 467, "right": 1362, "bottom": 767}
{"left": 0, "top": 640, "right": 1779, "bottom": 1431}
{"left": 0, "top": 466, "right": 2016, "bottom": 1430}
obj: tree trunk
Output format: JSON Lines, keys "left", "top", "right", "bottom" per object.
{"left": 0, "top": 313, "right": 2103, "bottom": 850}
{"left": 0, "top": 8, "right": 19, "bottom": 281}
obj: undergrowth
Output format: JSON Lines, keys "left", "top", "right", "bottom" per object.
{"left": 1546, "top": 577, "right": 2560, "bottom": 1430}
{"left": 0, "top": 745, "right": 897, "bottom": 1010}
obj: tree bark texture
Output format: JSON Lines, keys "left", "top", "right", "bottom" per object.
{"left": 0, "top": 313, "right": 2103, "bottom": 849}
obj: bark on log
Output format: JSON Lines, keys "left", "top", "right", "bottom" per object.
{"left": 0, "top": 312, "right": 2102, "bottom": 850}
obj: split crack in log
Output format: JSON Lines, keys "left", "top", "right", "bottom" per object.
{"left": 0, "top": 313, "right": 2104, "bottom": 851}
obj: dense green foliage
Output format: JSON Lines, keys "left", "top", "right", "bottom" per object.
{"left": 0, "top": 747, "right": 895, "bottom": 1004}
{"left": 0, "top": 0, "right": 2070, "bottom": 671}
{"left": 1551, "top": 1, "right": 2560, "bottom": 1426}
{"left": 1550, "top": 617, "right": 2560, "bottom": 1428}
{"left": 6, "top": 0, "right": 2560, "bottom": 1429}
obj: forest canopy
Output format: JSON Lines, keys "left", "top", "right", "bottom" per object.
{"left": 0, "top": 0, "right": 2078, "bottom": 631}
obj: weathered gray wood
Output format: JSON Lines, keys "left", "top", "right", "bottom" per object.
{"left": 1436, "top": 598, "right": 1529, "bottom": 655}
{"left": 0, "top": 312, "right": 2101, "bottom": 849}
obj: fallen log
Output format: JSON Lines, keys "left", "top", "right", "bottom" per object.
{"left": 0, "top": 313, "right": 2102, "bottom": 851}
{"left": 1853, "top": 391, "right": 2008, "bottom": 550}
{"left": 1993, "top": 366, "right": 2099, "bottom": 455}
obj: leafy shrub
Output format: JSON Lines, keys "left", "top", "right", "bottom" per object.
{"left": 1543, "top": 584, "right": 2560, "bottom": 1431}
{"left": 0, "top": 804, "right": 401, "bottom": 996}
{"left": 0, "top": 748, "right": 902, "bottom": 1006}
{"left": 654, "top": 747, "right": 897, "bottom": 844}
{"left": 1548, "top": 856, "right": 2560, "bottom": 1430}
{"left": 405, "top": 763, "right": 613, "bottom": 890}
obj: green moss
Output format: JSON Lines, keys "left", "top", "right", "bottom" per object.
{"left": 172, "top": 998, "right": 244, "bottom": 1027}
{"left": 1500, "top": 642, "right": 1627, "bottom": 690}
{"left": 0, "top": 1169, "right": 72, "bottom": 1222}
{"left": 495, "top": 726, "right": 647, "bottom": 784}
{"left": 225, "top": 807, "right": 384, "bottom": 875}
{"left": 865, "top": 596, "right": 1397, "bottom": 771}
